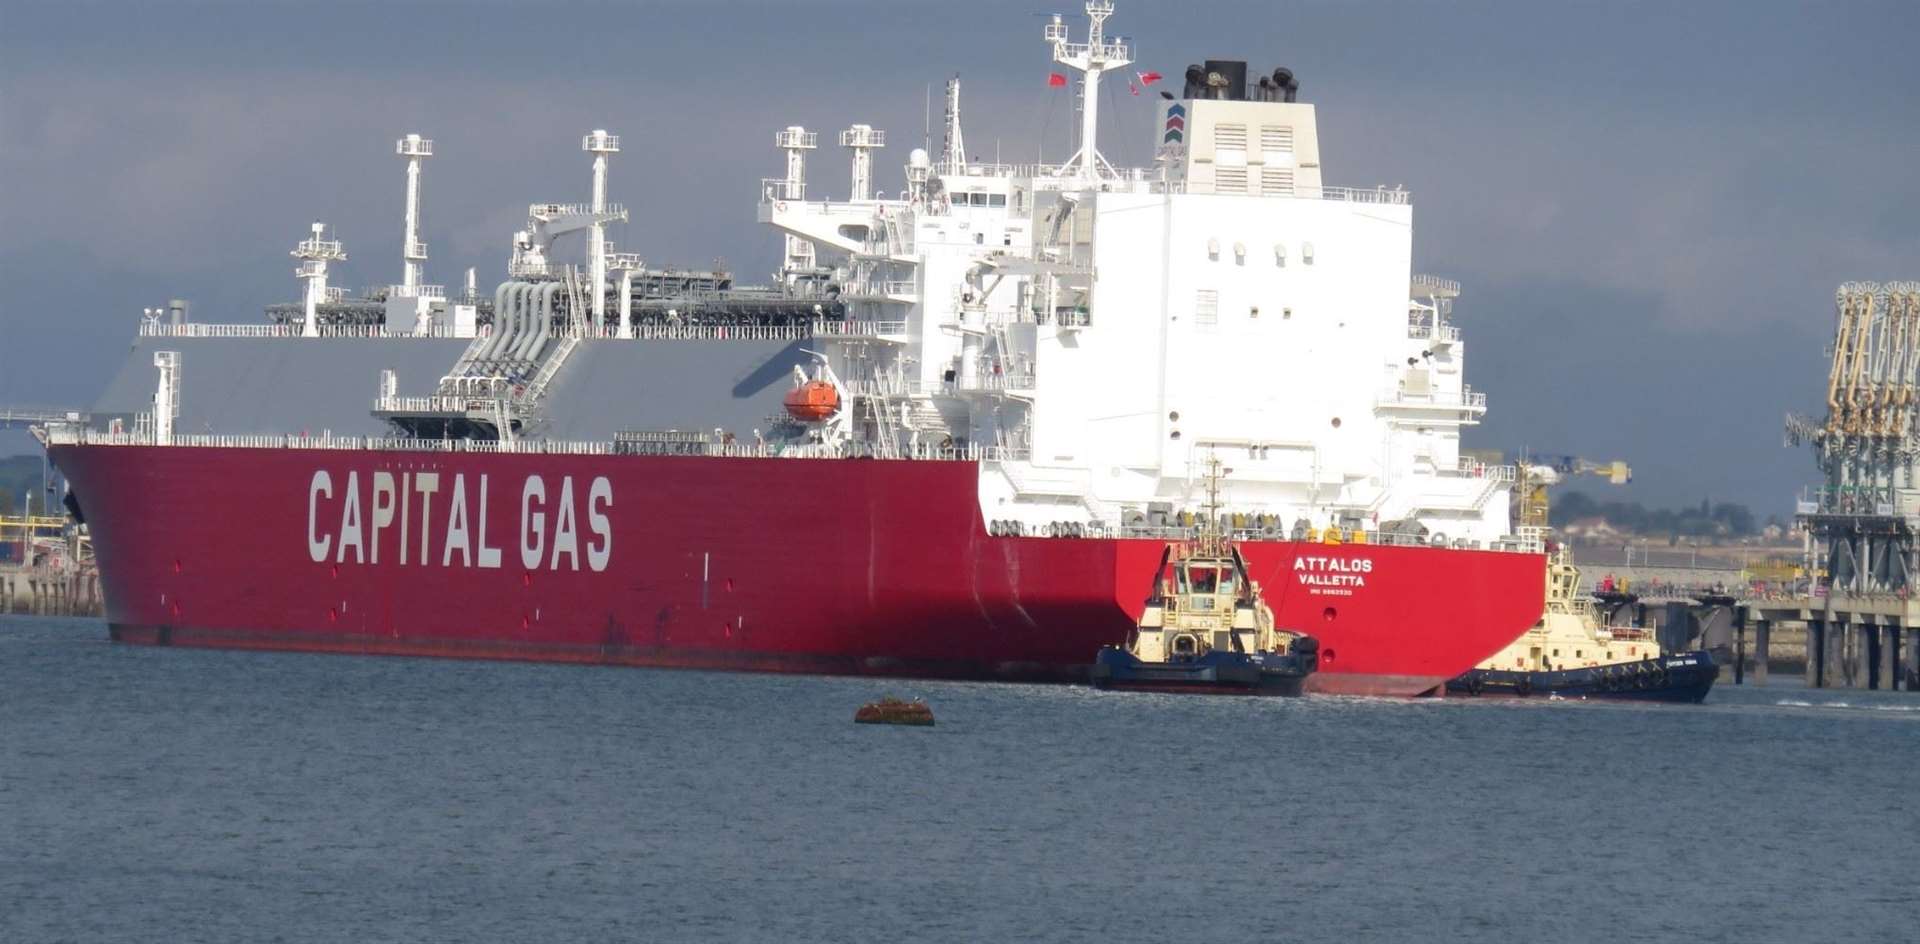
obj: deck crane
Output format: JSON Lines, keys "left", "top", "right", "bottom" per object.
{"left": 1514, "top": 455, "right": 1632, "bottom": 531}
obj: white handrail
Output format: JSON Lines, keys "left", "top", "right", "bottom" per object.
{"left": 137, "top": 323, "right": 472, "bottom": 339}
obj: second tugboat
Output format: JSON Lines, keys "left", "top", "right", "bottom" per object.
{"left": 1447, "top": 462, "right": 1716, "bottom": 702}
{"left": 1092, "top": 460, "right": 1318, "bottom": 695}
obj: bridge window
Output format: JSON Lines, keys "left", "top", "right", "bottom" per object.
{"left": 970, "top": 192, "right": 990, "bottom": 206}
{"left": 1187, "top": 566, "right": 1219, "bottom": 594}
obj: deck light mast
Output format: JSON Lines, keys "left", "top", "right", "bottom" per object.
{"left": 1045, "top": 1, "right": 1132, "bottom": 181}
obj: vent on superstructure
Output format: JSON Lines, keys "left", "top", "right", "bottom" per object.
{"left": 1259, "top": 167, "right": 1294, "bottom": 196}
{"left": 1215, "top": 166, "right": 1248, "bottom": 193}
{"left": 1259, "top": 125, "right": 1294, "bottom": 158}
{"left": 1215, "top": 123, "right": 1248, "bottom": 151}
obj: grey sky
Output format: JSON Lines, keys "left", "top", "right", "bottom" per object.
{"left": 4, "top": 0, "right": 1918, "bottom": 513}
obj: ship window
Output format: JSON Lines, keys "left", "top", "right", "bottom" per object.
{"left": 988, "top": 194, "right": 1007, "bottom": 207}
{"left": 1195, "top": 290, "right": 1219, "bottom": 328}
{"left": 1553, "top": 649, "right": 1560, "bottom": 657}
{"left": 970, "top": 192, "right": 990, "bottom": 206}
{"left": 1188, "top": 567, "right": 1218, "bottom": 594}
{"left": 1576, "top": 650, "right": 1583, "bottom": 658}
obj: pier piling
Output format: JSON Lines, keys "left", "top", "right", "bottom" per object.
{"left": 1855, "top": 621, "right": 1873, "bottom": 688}
{"left": 1878, "top": 625, "right": 1897, "bottom": 691}
{"left": 1808, "top": 619, "right": 1825, "bottom": 687}
{"left": 1733, "top": 610, "right": 1746, "bottom": 685}
{"left": 1753, "top": 619, "right": 1770, "bottom": 685}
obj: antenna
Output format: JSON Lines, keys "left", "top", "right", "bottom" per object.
{"left": 940, "top": 76, "right": 966, "bottom": 174}
{"left": 394, "top": 133, "right": 433, "bottom": 295}
{"left": 1045, "top": 1, "right": 1132, "bottom": 181}
{"left": 582, "top": 129, "right": 621, "bottom": 326}
{"left": 290, "top": 222, "right": 346, "bottom": 338}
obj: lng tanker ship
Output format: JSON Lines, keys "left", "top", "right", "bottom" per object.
{"left": 39, "top": 3, "right": 1546, "bottom": 696}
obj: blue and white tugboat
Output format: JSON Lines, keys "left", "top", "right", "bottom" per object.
{"left": 1092, "top": 461, "right": 1318, "bottom": 695}
{"left": 1446, "top": 547, "right": 1717, "bottom": 703}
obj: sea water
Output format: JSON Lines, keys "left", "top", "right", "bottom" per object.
{"left": 2, "top": 617, "right": 1912, "bottom": 943}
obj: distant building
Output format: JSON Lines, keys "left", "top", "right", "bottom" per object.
{"left": 1560, "top": 516, "right": 1620, "bottom": 542}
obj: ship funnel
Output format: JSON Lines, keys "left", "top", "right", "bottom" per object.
{"left": 1272, "top": 67, "right": 1298, "bottom": 103}
{"left": 1202, "top": 60, "right": 1248, "bottom": 101}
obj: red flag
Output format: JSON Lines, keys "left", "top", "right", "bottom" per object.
{"left": 1048, "top": 72, "right": 1067, "bottom": 88}
{"left": 1137, "top": 70, "right": 1164, "bottom": 85}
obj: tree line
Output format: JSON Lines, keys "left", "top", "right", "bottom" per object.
{"left": 1549, "top": 490, "right": 1770, "bottom": 539}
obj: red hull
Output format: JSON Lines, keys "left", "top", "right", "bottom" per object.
{"left": 51, "top": 444, "right": 1545, "bottom": 696}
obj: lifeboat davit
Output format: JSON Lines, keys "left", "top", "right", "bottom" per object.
{"left": 784, "top": 380, "right": 840, "bottom": 422}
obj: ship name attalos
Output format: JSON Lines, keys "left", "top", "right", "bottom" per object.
{"left": 1294, "top": 556, "right": 1371, "bottom": 593}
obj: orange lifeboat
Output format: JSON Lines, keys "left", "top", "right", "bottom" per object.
{"left": 783, "top": 380, "right": 840, "bottom": 422}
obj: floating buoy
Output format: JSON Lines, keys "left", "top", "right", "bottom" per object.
{"left": 855, "top": 696, "right": 934, "bottom": 726}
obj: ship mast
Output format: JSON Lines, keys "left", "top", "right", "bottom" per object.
{"left": 290, "top": 222, "right": 346, "bottom": 338}
{"left": 395, "top": 133, "right": 432, "bottom": 295}
{"left": 1044, "top": 1, "right": 1132, "bottom": 182}
{"left": 939, "top": 77, "right": 965, "bottom": 175}
{"left": 583, "top": 129, "right": 620, "bottom": 327}
{"left": 1199, "top": 452, "right": 1228, "bottom": 558}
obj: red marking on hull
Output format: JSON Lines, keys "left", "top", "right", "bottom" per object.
{"left": 54, "top": 444, "right": 1545, "bottom": 698}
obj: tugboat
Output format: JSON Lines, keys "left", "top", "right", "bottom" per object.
{"left": 1446, "top": 547, "right": 1717, "bottom": 702}
{"left": 1092, "top": 460, "right": 1318, "bottom": 695}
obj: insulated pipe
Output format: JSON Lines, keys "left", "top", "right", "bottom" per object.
{"left": 523, "top": 283, "right": 560, "bottom": 362}
{"left": 516, "top": 283, "right": 541, "bottom": 361}
{"left": 511, "top": 282, "right": 535, "bottom": 360}
{"left": 495, "top": 280, "right": 518, "bottom": 353}
{"left": 483, "top": 282, "right": 517, "bottom": 361}
{"left": 514, "top": 283, "right": 538, "bottom": 362}
{"left": 498, "top": 282, "right": 530, "bottom": 362}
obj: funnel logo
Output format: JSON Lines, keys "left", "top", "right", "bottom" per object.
{"left": 1163, "top": 103, "right": 1186, "bottom": 144}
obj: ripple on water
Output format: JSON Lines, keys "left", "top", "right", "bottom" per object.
{"left": 0, "top": 616, "right": 1912, "bottom": 943}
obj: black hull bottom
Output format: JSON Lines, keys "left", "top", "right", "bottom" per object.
{"left": 1446, "top": 652, "right": 1718, "bottom": 703}
{"left": 1091, "top": 677, "right": 1310, "bottom": 697}
{"left": 1090, "top": 646, "right": 1313, "bottom": 697}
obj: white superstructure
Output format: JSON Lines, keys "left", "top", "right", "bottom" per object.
{"left": 760, "top": 2, "right": 1515, "bottom": 546}
{"left": 114, "top": 2, "right": 1519, "bottom": 550}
